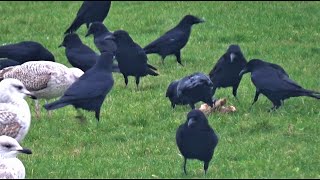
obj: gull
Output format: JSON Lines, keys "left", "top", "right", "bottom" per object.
{"left": 0, "top": 61, "right": 84, "bottom": 118}
{"left": 0, "top": 135, "right": 32, "bottom": 179}
{"left": 0, "top": 78, "right": 35, "bottom": 142}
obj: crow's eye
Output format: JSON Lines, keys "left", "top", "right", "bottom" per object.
{"left": 3, "top": 144, "right": 13, "bottom": 149}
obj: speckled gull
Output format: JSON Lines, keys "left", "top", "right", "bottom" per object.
{"left": 0, "top": 61, "right": 84, "bottom": 118}
{"left": 0, "top": 135, "right": 32, "bottom": 179}
{"left": 0, "top": 78, "right": 35, "bottom": 143}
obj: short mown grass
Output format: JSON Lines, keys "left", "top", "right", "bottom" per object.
{"left": 1, "top": 1, "right": 320, "bottom": 178}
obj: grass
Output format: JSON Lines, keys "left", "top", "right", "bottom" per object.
{"left": 1, "top": 1, "right": 320, "bottom": 179}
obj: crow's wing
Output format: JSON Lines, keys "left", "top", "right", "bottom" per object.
{"left": 251, "top": 66, "right": 302, "bottom": 92}
{"left": 62, "top": 72, "right": 113, "bottom": 101}
{"left": 177, "top": 73, "right": 213, "bottom": 96}
{"left": 144, "top": 29, "right": 186, "bottom": 52}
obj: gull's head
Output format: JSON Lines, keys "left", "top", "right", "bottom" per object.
{"left": 0, "top": 78, "right": 36, "bottom": 101}
{"left": 0, "top": 136, "right": 32, "bottom": 158}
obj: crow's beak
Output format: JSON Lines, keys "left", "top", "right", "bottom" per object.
{"left": 239, "top": 68, "right": 248, "bottom": 77}
{"left": 17, "top": 148, "right": 32, "bottom": 154}
{"left": 58, "top": 44, "right": 63, "bottom": 48}
{"left": 230, "top": 53, "right": 236, "bottom": 63}
{"left": 85, "top": 32, "right": 90, "bottom": 37}
{"left": 199, "top": 18, "right": 205, "bottom": 23}
{"left": 104, "top": 34, "right": 115, "bottom": 40}
{"left": 187, "top": 118, "right": 195, "bottom": 127}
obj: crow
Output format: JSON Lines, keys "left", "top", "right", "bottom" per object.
{"left": 60, "top": 33, "right": 120, "bottom": 73}
{"left": 104, "top": 30, "right": 159, "bottom": 88}
{"left": 166, "top": 72, "right": 215, "bottom": 109}
{"left": 209, "top": 44, "right": 247, "bottom": 100}
{"left": 0, "top": 41, "right": 55, "bottom": 64}
{"left": 44, "top": 50, "right": 115, "bottom": 122}
{"left": 64, "top": 1, "right": 111, "bottom": 34}
{"left": 0, "top": 59, "right": 20, "bottom": 70}
{"left": 176, "top": 109, "right": 219, "bottom": 175}
{"left": 85, "top": 22, "right": 116, "bottom": 54}
{"left": 143, "top": 15, "right": 205, "bottom": 66}
{"left": 239, "top": 59, "right": 320, "bottom": 110}
{"left": 59, "top": 33, "right": 97, "bottom": 72}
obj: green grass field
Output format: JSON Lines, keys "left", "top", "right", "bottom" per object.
{"left": 1, "top": 1, "right": 320, "bottom": 179}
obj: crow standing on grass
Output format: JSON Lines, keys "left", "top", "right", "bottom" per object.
{"left": 143, "top": 15, "right": 205, "bottom": 66}
{"left": 44, "top": 44, "right": 116, "bottom": 122}
{"left": 64, "top": 1, "right": 111, "bottom": 34}
{"left": 209, "top": 44, "right": 247, "bottom": 100}
{"left": 166, "top": 72, "right": 215, "bottom": 109}
{"left": 239, "top": 59, "right": 320, "bottom": 111}
{"left": 176, "top": 109, "right": 219, "bottom": 175}
{"left": 104, "top": 30, "right": 159, "bottom": 88}
{"left": 0, "top": 41, "right": 55, "bottom": 64}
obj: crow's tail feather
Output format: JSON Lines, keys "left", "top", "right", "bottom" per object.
{"left": 44, "top": 99, "right": 70, "bottom": 111}
{"left": 64, "top": 17, "right": 83, "bottom": 34}
{"left": 301, "top": 89, "right": 320, "bottom": 99}
{"left": 0, "top": 47, "right": 10, "bottom": 58}
{"left": 147, "top": 68, "right": 159, "bottom": 76}
{"left": 147, "top": 64, "right": 157, "bottom": 71}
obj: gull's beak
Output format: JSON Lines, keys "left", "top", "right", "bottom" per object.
{"left": 187, "top": 118, "right": 195, "bottom": 127}
{"left": 24, "top": 90, "right": 37, "bottom": 99}
{"left": 239, "top": 68, "right": 248, "bottom": 77}
{"left": 17, "top": 148, "right": 32, "bottom": 154}
{"left": 58, "top": 44, "right": 63, "bottom": 48}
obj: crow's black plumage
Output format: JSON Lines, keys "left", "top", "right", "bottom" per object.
{"left": 166, "top": 80, "right": 186, "bottom": 108}
{"left": 166, "top": 72, "right": 215, "bottom": 109}
{"left": 143, "top": 15, "right": 204, "bottom": 66}
{"left": 64, "top": 1, "right": 111, "bottom": 34}
{"left": 209, "top": 44, "right": 247, "bottom": 100}
{"left": 0, "top": 58, "right": 20, "bottom": 70}
{"left": 60, "top": 33, "right": 97, "bottom": 72}
{"left": 176, "top": 109, "right": 219, "bottom": 175}
{"left": 239, "top": 59, "right": 320, "bottom": 110}
{"left": 105, "top": 30, "right": 159, "bottom": 88}
{"left": 0, "top": 41, "right": 55, "bottom": 64}
{"left": 85, "top": 22, "right": 116, "bottom": 54}
{"left": 43, "top": 50, "right": 115, "bottom": 122}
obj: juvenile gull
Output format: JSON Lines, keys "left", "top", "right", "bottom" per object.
{"left": 0, "top": 135, "right": 32, "bottom": 179}
{"left": 0, "top": 79, "right": 35, "bottom": 142}
{"left": 0, "top": 61, "right": 84, "bottom": 118}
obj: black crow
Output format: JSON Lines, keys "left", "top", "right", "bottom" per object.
{"left": 209, "top": 44, "right": 247, "bottom": 100}
{"left": 0, "top": 41, "right": 55, "bottom": 64}
{"left": 85, "top": 22, "right": 117, "bottom": 54}
{"left": 143, "top": 15, "right": 205, "bottom": 66}
{"left": 43, "top": 50, "right": 115, "bottom": 122}
{"left": 239, "top": 59, "right": 320, "bottom": 110}
{"left": 166, "top": 72, "right": 215, "bottom": 109}
{"left": 176, "top": 109, "right": 219, "bottom": 175}
{"left": 104, "top": 30, "right": 159, "bottom": 88}
{"left": 60, "top": 33, "right": 119, "bottom": 73}
{"left": 0, "top": 59, "right": 20, "bottom": 70}
{"left": 59, "top": 33, "right": 97, "bottom": 72}
{"left": 64, "top": 1, "right": 111, "bottom": 34}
